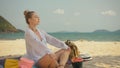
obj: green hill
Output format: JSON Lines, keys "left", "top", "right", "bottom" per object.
{"left": 93, "top": 29, "right": 111, "bottom": 33}
{"left": 0, "top": 16, "right": 20, "bottom": 33}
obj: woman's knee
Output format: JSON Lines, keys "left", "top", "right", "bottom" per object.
{"left": 65, "top": 48, "right": 71, "bottom": 53}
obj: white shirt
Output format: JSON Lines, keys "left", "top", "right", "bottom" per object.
{"left": 24, "top": 28, "right": 69, "bottom": 63}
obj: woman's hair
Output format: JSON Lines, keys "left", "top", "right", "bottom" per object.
{"left": 65, "top": 40, "right": 80, "bottom": 59}
{"left": 24, "top": 10, "right": 35, "bottom": 24}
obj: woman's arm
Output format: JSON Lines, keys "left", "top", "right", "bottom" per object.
{"left": 42, "top": 31, "right": 69, "bottom": 49}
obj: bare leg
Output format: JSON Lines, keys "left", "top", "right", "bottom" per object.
{"left": 49, "top": 59, "right": 58, "bottom": 68}
{"left": 37, "top": 54, "right": 58, "bottom": 68}
{"left": 55, "top": 49, "right": 70, "bottom": 68}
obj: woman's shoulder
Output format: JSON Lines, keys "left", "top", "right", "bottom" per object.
{"left": 25, "top": 28, "right": 34, "bottom": 36}
{"left": 25, "top": 28, "right": 31, "bottom": 33}
{"left": 25, "top": 28, "right": 35, "bottom": 38}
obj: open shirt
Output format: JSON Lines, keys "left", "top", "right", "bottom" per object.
{"left": 24, "top": 28, "right": 69, "bottom": 63}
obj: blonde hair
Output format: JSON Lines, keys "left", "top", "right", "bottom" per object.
{"left": 65, "top": 40, "right": 80, "bottom": 59}
{"left": 24, "top": 10, "right": 35, "bottom": 24}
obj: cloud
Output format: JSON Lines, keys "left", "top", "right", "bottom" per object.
{"left": 53, "top": 8, "right": 64, "bottom": 15}
{"left": 101, "top": 10, "right": 116, "bottom": 16}
{"left": 74, "top": 12, "right": 80, "bottom": 16}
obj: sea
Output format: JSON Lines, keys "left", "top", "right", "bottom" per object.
{"left": 0, "top": 32, "right": 120, "bottom": 41}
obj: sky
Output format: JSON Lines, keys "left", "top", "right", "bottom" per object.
{"left": 0, "top": 0, "right": 120, "bottom": 32}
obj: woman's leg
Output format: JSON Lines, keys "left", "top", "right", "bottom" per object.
{"left": 37, "top": 54, "right": 58, "bottom": 68}
{"left": 55, "top": 49, "right": 71, "bottom": 68}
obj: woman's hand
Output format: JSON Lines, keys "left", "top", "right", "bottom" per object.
{"left": 67, "top": 47, "right": 71, "bottom": 52}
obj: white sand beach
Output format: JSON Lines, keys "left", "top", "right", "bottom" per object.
{"left": 0, "top": 39, "right": 120, "bottom": 68}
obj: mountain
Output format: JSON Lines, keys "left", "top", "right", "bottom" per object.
{"left": 93, "top": 29, "right": 120, "bottom": 33}
{"left": 93, "top": 29, "right": 111, "bottom": 33}
{"left": 0, "top": 16, "right": 24, "bottom": 33}
{"left": 113, "top": 30, "right": 120, "bottom": 33}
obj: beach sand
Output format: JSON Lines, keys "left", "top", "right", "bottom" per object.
{"left": 0, "top": 39, "right": 120, "bottom": 68}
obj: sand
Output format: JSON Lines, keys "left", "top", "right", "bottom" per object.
{"left": 0, "top": 39, "right": 120, "bottom": 68}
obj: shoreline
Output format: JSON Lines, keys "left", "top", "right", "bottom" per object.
{"left": 0, "top": 38, "right": 120, "bottom": 42}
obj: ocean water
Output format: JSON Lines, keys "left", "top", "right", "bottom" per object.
{"left": 0, "top": 32, "right": 24, "bottom": 40}
{"left": 49, "top": 32, "right": 120, "bottom": 41}
{"left": 0, "top": 32, "right": 120, "bottom": 41}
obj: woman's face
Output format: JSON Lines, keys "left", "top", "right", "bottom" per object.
{"left": 29, "top": 12, "right": 40, "bottom": 26}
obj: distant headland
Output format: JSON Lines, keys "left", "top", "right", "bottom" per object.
{"left": 0, "top": 16, "right": 24, "bottom": 33}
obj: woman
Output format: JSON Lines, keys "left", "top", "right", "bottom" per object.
{"left": 23, "top": 10, "right": 71, "bottom": 68}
